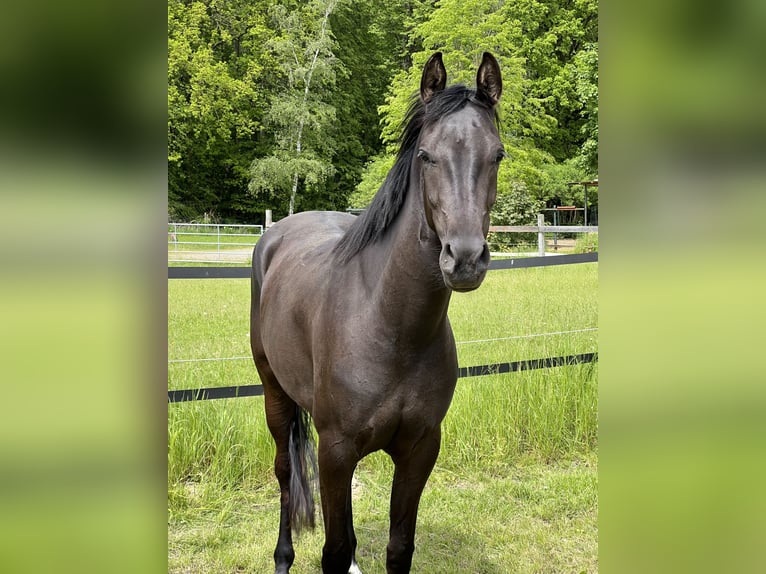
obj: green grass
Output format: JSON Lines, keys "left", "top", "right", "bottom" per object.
{"left": 573, "top": 232, "right": 598, "bottom": 253}
{"left": 168, "top": 263, "right": 597, "bottom": 572}
{"left": 168, "top": 261, "right": 253, "bottom": 267}
{"left": 169, "top": 456, "right": 597, "bottom": 573}
{"left": 167, "top": 231, "right": 260, "bottom": 265}
{"left": 167, "top": 233, "right": 259, "bottom": 251}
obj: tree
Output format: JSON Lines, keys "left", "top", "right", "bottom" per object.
{"left": 501, "top": 0, "right": 598, "bottom": 163}
{"left": 168, "top": 0, "right": 273, "bottom": 222}
{"left": 248, "top": 0, "right": 340, "bottom": 217}
{"left": 487, "top": 181, "right": 545, "bottom": 251}
{"left": 573, "top": 42, "right": 598, "bottom": 176}
{"left": 355, "top": 0, "right": 598, "bottom": 221}
{"left": 322, "top": 0, "right": 420, "bottom": 212}
{"left": 167, "top": 0, "right": 597, "bottom": 223}
{"left": 357, "top": 0, "right": 555, "bottom": 205}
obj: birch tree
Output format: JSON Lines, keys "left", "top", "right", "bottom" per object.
{"left": 249, "top": 0, "right": 340, "bottom": 216}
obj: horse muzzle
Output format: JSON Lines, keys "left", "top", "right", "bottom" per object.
{"left": 439, "top": 237, "right": 490, "bottom": 292}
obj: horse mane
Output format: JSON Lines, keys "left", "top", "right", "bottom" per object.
{"left": 333, "top": 84, "right": 498, "bottom": 263}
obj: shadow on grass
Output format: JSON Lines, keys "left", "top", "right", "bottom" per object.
{"left": 416, "top": 521, "right": 505, "bottom": 573}
{"left": 350, "top": 514, "right": 503, "bottom": 573}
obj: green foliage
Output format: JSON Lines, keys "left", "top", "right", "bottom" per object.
{"left": 249, "top": 153, "right": 334, "bottom": 202}
{"left": 168, "top": 0, "right": 598, "bottom": 222}
{"left": 378, "top": 1, "right": 531, "bottom": 145}
{"left": 168, "top": 0, "right": 273, "bottom": 222}
{"left": 322, "top": 1, "right": 412, "bottom": 209}
{"left": 492, "top": 182, "right": 544, "bottom": 228}
{"left": 348, "top": 153, "right": 396, "bottom": 209}
{"left": 573, "top": 42, "right": 598, "bottom": 175}
{"left": 488, "top": 181, "right": 545, "bottom": 251}
{"left": 574, "top": 232, "right": 598, "bottom": 253}
{"left": 353, "top": 0, "right": 598, "bottom": 204}
{"left": 247, "top": 0, "right": 340, "bottom": 217}
{"left": 502, "top": 0, "right": 598, "bottom": 164}
{"left": 540, "top": 158, "right": 591, "bottom": 205}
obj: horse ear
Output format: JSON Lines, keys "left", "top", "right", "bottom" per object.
{"left": 476, "top": 52, "right": 502, "bottom": 106}
{"left": 420, "top": 52, "right": 447, "bottom": 103}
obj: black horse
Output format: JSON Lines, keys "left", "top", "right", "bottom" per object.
{"left": 251, "top": 52, "right": 504, "bottom": 574}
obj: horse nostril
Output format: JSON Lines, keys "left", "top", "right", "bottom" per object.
{"left": 480, "top": 242, "right": 490, "bottom": 265}
{"left": 441, "top": 240, "right": 489, "bottom": 275}
{"left": 441, "top": 243, "right": 456, "bottom": 273}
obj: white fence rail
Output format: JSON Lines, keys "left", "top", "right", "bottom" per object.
{"left": 168, "top": 215, "right": 597, "bottom": 262}
{"left": 168, "top": 223, "right": 264, "bottom": 264}
{"left": 490, "top": 214, "right": 598, "bottom": 257}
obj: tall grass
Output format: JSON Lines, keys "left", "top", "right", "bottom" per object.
{"left": 168, "top": 401, "right": 274, "bottom": 489}
{"left": 574, "top": 231, "right": 599, "bottom": 253}
{"left": 443, "top": 365, "right": 597, "bottom": 468}
{"left": 168, "top": 264, "right": 597, "bottom": 492}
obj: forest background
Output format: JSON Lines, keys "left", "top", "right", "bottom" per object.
{"left": 168, "top": 0, "right": 597, "bottom": 226}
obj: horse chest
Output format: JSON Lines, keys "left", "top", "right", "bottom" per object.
{"left": 317, "top": 343, "right": 457, "bottom": 426}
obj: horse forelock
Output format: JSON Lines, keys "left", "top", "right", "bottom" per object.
{"left": 333, "top": 85, "right": 497, "bottom": 263}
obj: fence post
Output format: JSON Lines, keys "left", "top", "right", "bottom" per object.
{"left": 537, "top": 214, "right": 545, "bottom": 257}
{"left": 265, "top": 210, "right": 273, "bottom": 229}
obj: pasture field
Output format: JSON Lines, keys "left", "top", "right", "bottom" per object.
{"left": 167, "top": 233, "right": 259, "bottom": 248}
{"left": 168, "top": 263, "right": 598, "bottom": 572}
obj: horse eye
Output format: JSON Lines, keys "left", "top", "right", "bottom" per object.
{"left": 417, "top": 149, "right": 435, "bottom": 165}
{"left": 495, "top": 150, "right": 507, "bottom": 164}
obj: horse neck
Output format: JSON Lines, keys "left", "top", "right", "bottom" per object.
{"left": 365, "top": 169, "right": 452, "bottom": 343}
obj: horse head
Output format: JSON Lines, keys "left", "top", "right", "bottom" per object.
{"left": 417, "top": 52, "right": 504, "bottom": 292}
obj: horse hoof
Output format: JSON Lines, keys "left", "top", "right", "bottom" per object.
{"left": 348, "top": 559, "right": 363, "bottom": 574}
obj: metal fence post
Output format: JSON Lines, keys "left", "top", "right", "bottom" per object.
{"left": 537, "top": 214, "right": 545, "bottom": 257}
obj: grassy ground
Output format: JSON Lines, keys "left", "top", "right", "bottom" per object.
{"left": 168, "top": 263, "right": 597, "bottom": 572}
{"left": 167, "top": 234, "right": 259, "bottom": 248}
{"left": 169, "top": 454, "right": 597, "bottom": 573}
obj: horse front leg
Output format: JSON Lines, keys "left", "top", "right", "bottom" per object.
{"left": 317, "top": 432, "right": 360, "bottom": 573}
{"left": 386, "top": 428, "right": 441, "bottom": 574}
{"left": 346, "top": 479, "right": 362, "bottom": 574}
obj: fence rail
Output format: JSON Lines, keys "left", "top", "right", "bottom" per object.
{"left": 167, "top": 253, "right": 598, "bottom": 402}
{"left": 489, "top": 215, "right": 598, "bottom": 256}
{"left": 167, "top": 221, "right": 598, "bottom": 404}
{"left": 168, "top": 353, "right": 598, "bottom": 403}
{"left": 167, "top": 218, "right": 596, "bottom": 262}
{"left": 489, "top": 225, "right": 598, "bottom": 233}
{"left": 168, "top": 222, "right": 264, "bottom": 264}
{"left": 167, "top": 251, "right": 597, "bottom": 279}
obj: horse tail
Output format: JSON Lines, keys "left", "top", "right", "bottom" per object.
{"left": 288, "top": 406, "right": 318, "bottom": 534}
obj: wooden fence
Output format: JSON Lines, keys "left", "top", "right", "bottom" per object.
{"left": 489, "top": 214, "right": 598, "bottom": 256}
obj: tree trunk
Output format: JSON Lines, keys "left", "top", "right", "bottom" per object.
{"left": 289, "top": 171, "right": 299, "bottom": 216}
{"left": 288, "top": 0, "right": 336, "bottom": 216}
